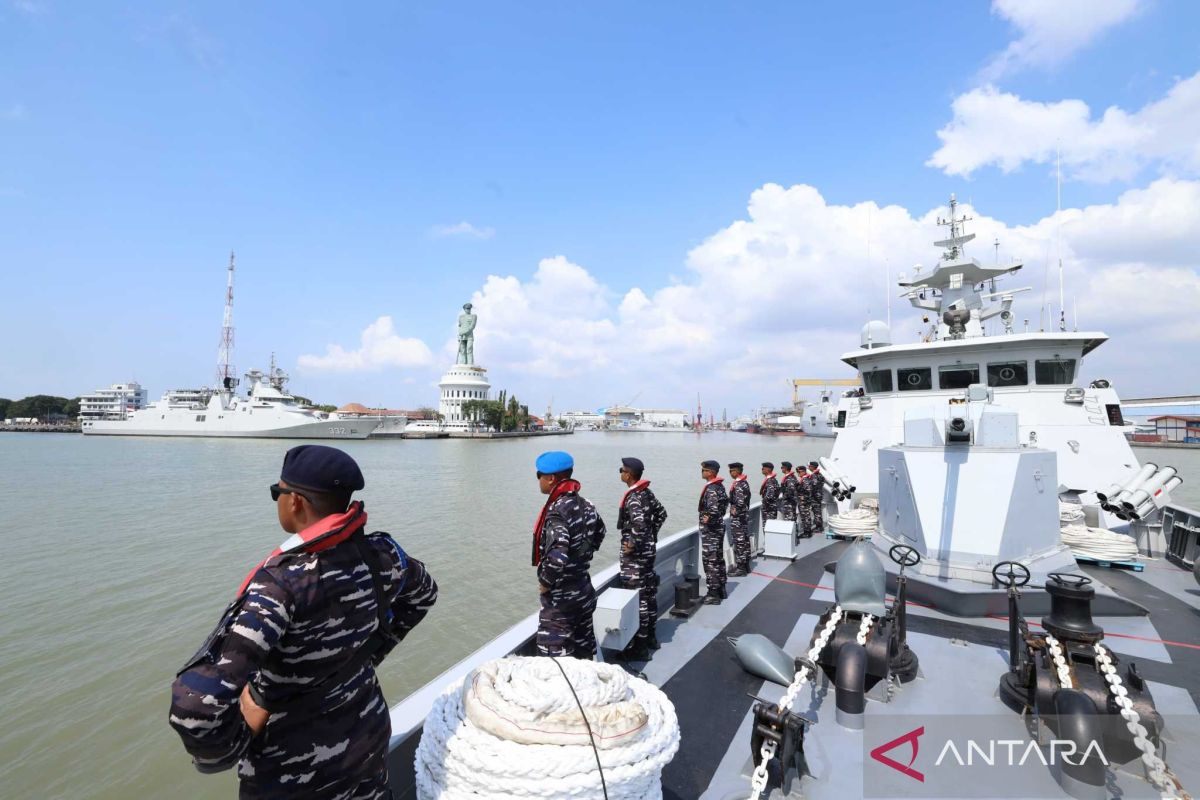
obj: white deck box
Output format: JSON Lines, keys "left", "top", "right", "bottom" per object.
{"left": 593, "top": 586, "right": 640, "bottom": 651}
{"left": 763, "top": 518, "right": 797, "bottom": 560}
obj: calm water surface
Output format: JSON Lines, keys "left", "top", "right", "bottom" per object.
{"left": 1, "top": 433, "right": 1195, "bottom": 798}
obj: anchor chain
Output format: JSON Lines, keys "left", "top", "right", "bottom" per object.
{"left": 856, "top": 613, "right": 875, "bottom": 646}
{"left": 748, "top": 606, "right": 844, "bottom": 800}
{"left": 1093, "top": 644, "right": 1190, "bottom": 800}
{"left": 1044, "top": 634, "right": 1073, "bottom": 689}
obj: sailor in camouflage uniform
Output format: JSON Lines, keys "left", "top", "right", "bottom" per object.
{"left": 698, "top": 460, "right": 730, "bottom": 604}
{"left": 759, "top": 462, "right": 780, "bottom": 522}
{"left": 726, "top": 462, "right": 752, "bottom": 577}
{"left": 780, "top": 461, "right": 800, "bottom": 527}
{"left": 170, "top": 445, "right": 438, "bottom": 800}
{"left": 533, "top": 450, "right": 607, "bottom": 659}
{"left": 617, "top": 457, "right": 668, "bottom": 660}
{"left": 800, "top": 461, "right": 826, "bottom": 538}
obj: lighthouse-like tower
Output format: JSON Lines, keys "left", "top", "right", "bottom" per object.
{"left": 438, "top": 302, "right": 491, "bottom": 424}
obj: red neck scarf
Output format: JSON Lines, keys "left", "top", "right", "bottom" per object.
{"left": 237, "top": 501, "right": 367, "bottom": 596}
{"left": 700, "top": 475, "right": 724, "bottom": 500}
{"left": 621, "top": 478, "right": 651, "bottom": 509}
{"left": 732, "top": 474, "right": 747, "bottom": 483}
{"left": 760, "top": 473, "right": 776, "bottom": 493}
{"left": 532, "top": 479, "right": 581, "bottom": 566}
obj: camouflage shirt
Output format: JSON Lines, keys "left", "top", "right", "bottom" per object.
{"left": 729, "top": 476, "right": 751, "bottom": 516}
{"left": 169, "top": 524, "right": 437, "bottom": 798}
{"left": 759, "top": 474, "right": 780, "bottom": 508}
{"left": 537, "top": 490, "right": 607, "bottom": 597}
{"left": 781, "top": 471, "right": 800, "bottom": 507}
{"left": 618, "top": 482, "right": 668, "bottom": 564}
{"left": 698, "top": 479, "right": 729, "bottom": 526}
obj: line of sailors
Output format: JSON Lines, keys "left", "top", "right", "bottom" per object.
{"left": 533, "top": 452, "right": 828, "bottom": 666}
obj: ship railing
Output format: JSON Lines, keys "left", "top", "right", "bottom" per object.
{"left": 386, "top": 503, "right": 764, "bottom": 751}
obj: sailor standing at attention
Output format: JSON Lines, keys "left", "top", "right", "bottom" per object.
{"left": 698, "top": 460, "right": 730, "bottom": 605}
{"left": 533, "top": 450, "right": 607, "bottom": 658}
{"left": 727, "top": 462, "right": 752, "bottom": 577}
{"left": 780, "top": 461, "right": 800, "bottom": 527}
{"left": 802, "top": 461, "right": 827, "bottom": 539}
{"left": 169, "top": 445, "right": 438, "bottom": 799}
{"left": 759, "top": 462, "right": 780, "bottom": 522}
{"left": 617, "top": 457, "right": 668, "bottom": 661}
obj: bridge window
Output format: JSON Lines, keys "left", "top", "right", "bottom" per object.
{"left": 1035, "top": 358, "right": 1077, "bottom": 385}
{"left": 987, "top": 361, "right": 1028, "bottom": 387}
{"left": 862, "top": 369, "right": 893, "bottom": 393}
{"left": 938, "top": 363, "right": 979, "bottom": 389}
{"left": 897, "top": 367, "right": 932, "bottom": 391}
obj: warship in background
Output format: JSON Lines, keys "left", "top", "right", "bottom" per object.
{"left": 82, "top": 255, "right": 379, "bottom": 440}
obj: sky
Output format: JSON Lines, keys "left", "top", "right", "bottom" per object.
{"left": 2, "top": 0, "right": 1198, "bottom": 415}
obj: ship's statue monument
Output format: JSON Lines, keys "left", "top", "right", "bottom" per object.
{"left": 439, "top": 301, "right": 491, "bottom": 424}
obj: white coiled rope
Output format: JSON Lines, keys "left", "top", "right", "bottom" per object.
{"left": 1058, "top": 501, "right": 1140, "bottom": 562}
{"left": 748, "top": 606, "right": 844, "bottom": 800}
{"left": 415, "top": 657, "right": 680, "bottom": 799}
{"left": 1094, "top": 644, "right": 1190, "bottom": 799}
{"left": 828, "top": 502, "right": 879, "bottom": 538}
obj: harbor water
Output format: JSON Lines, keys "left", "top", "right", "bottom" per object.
{"left": 1, "top": 433, "right": 1196, "bottom": 799}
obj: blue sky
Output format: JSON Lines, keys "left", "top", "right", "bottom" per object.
{"left": 2, "top": 1, "right": 1198, "bottom": 413}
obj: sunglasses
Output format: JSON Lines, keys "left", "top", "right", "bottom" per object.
{"left": 618, "top": 467, "right": 629, "bottom": 474}
{"left": 270, "top": 483, "right": 311, "bottom": 503}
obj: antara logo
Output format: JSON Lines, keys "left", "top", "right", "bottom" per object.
{"left": 870, "top": 726, "right": 925, "bottom": 782}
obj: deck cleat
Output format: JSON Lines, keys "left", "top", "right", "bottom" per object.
{"left": 995, "top": 563, "right": 1181, "bottom": 799}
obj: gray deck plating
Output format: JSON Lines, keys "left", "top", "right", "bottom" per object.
{"left": 387, "top": 534, "right": 1200, "bottom": 799}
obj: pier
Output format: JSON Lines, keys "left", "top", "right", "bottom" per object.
{"left": 0, "top": 423, "right": 81, "bottom": 433}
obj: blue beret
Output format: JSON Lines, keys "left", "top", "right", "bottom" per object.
{"left": 536, "top": 450, "right": 574, "bottom": 474}
{"left": 281, "top": 445, "right": 365, "bottom": 494}
{"left": 701, "top": 460, "right": 720, "bottom": 472}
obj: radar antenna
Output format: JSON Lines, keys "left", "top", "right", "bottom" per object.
{"left": 934, "top": 194, "right": 975, "bottom": 261}
{"left": 217, "top": 252, "right": 237, "bottom": 390}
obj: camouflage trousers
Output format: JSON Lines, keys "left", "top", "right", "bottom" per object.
{"left": 780, "top": 501, "right": 797, "bottom": 521}
{"left": 762, "top": 504, "right": 778, "bottom": 521}
{"left": 799, "top": 500, "right": 824, "bottom": 537}
{"left": 620, "top": 557, "right": 659, "bottom": 645}
{"left": 700, "top": 522, "right": 727, "bottom": 596}
{"left": 538, "top": 590, "right": 597, "bottom": 659}
{"left": 729, "top": 512, "right": 751, "bottom": 571}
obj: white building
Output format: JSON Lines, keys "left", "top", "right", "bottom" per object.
{"left": 79, "top": 382, "right": 148, "bottom": 423}
{"left": 561, "top": 410, "right": 604, "bottom": 428}
{"left": 640, "top": 408, "right": 688, "bottom": 427}
{"left": 438, "top": 364, "right": 491, "bottom": 424}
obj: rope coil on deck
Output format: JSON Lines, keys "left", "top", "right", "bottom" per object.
{"left": 827, "top": 500, "right": 879, "bottom": 538}
{"left": 1058, "top": 502, "right": 1140, "bottom": 563}
{"left": 415, "top": 656, "right": 679, "bottom": 799}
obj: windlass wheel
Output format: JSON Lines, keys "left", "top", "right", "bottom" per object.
{"left": 992, "top": 561, "right": 1031, "bottom": 588}
{"left": 1048, "top": 572, "right": 1092, "bottom": 588}
{"left": 888, "top": 544, "right": 921, "bottom": 568}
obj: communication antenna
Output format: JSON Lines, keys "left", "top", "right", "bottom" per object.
{"left": 886, "top": 257, "right": 891, "bottom": 329}
{"left": 217, "top": 252, "right": 237, "bottom": 390}
{"left": 1056, "top": 144, "right": 1066, "bottom": 332}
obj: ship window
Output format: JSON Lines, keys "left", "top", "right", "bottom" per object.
{"left": 195, "top": 415, "right": 206, "bottom": 422}
{"left": 897, "top": 367, "right": 932, "bottom": 391}
{"left": 1035, "top": 358, "right": 1076, "bottom": 385}
{"left": 1106, "top": 404, "right": 1124, "bottom": 426}
{"left": 938, "top": 363, "right": 980, "bottom": 389}
{"left": 987, "top": 361, "right": 1028, "bottom": 387}
{"left": 862, "top": 369, "right": 893, "bottom": 393}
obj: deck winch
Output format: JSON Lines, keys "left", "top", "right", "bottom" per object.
{"left": 995, "top": 563, "right": 1187, "bottom": 799}
{"left": 744, "top": 539, "right": 921, "bottom": 798}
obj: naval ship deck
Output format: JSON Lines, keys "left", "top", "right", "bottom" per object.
{"left": 386, "top": 512, "right": 1200, "bottom": 799}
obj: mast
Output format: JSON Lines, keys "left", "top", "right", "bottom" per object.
{"left": 1057, "top": 145, "right": 1066, "bottom": 332}
{"left": 217, "top": 252, "right": 237, "bottom": 389}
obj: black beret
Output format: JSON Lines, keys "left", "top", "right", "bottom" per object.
{"left": 728, "top": 462, "right": 743, "bottom": 470}
{"left": 809, "top": 461, "right": 820, "bottom": 469}
{"left": 761, "top": 461, "right": 774, "bottom": 470}
{"left": 281, "top": 445, "right": 365, "bottom": 494}
{"left": 621, "top": 456, "right": 644, "bottom": 473}
{"left": 701, "top": 459, "right": 720, "bottom": 472}
{"left": 781, "top": 461, "right": 793, "bottom": 470}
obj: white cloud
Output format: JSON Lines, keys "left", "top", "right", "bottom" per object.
{"left": 928, "top": 74, "right": 1200, "bottom": 181}
{"left": 430, "top": 221, "right": 495, "bottom": 240}
{"left": 982, "top": 0, "right": 1142, "bottom": 79}
{"left": 456, "top": 180, "right": 1200, "bottom": 410}
{"left": 298, "top": 316, "right": 434, "bottom": 372}
{"left": 4, "top": 103, "right": 27, "bottom": 121}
